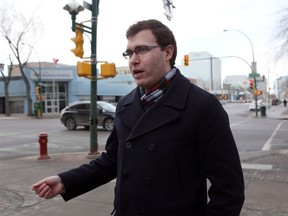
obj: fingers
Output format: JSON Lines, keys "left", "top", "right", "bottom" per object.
{"left": 31, "top": 176, "right": 63, "bottom": 199}
{"left": 31, "top": 177, "right": 49, "bottom": 190}
{"left": 33, "top": 183, "right": 55, "bottom": 199}
{"left": 31, "top": 181, "right": 43, "bottom": 190}
{"left": 33, "top": 183, "right": 47, "bottom": 196}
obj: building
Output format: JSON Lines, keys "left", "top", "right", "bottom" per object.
{"left": 274, "top": 76, "right": 288, "bottom": 100}
{"left": 178, "top": 51, "right": 222, "bottom": 94}
{"left": 0, "top": 62, "right": 136, "bottom": 115}
{"left": 223, "top": 75, "right": 251, "bottom": 101}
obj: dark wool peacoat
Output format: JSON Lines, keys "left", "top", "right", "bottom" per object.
{"left": 59, "top": 69, "right": 245, "bottom": 216}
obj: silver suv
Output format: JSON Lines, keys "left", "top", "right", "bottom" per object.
{"left": 60, "top": 101, "right": 116, "bottom": 131}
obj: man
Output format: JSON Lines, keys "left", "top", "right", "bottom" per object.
{"left": 32, "top": 19, "right": 245, "bottom": 215}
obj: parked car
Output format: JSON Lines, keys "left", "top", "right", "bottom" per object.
{"left": 249, "top": 99, "right": 263, "bottom": 111}
{"left": 60, "top": 101, "right": 116, "bottom": 131}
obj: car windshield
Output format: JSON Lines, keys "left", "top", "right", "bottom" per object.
{"left": 98, "top": 101, "right": 116, "bottom": 112}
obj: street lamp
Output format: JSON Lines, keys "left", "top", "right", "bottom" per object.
{"left": 63, "top": 0, "right": 84, "bottom": 31}
{"left": 223, "top": 29, "right": 255, "bottom": 63}
{"left": 64, "top": 0, "right": 100, "bottom": 155}
{"left": 224, "top": 29, "right": 259, "bottom": 116}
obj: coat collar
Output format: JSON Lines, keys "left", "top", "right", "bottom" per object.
{"left": 117, "top": 69, "right": 191, "bottom": 140}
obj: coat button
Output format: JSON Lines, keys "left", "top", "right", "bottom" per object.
{"left": 125, "top": 142, "right": 132, "bottom": 149}
{"left": 148, "top": 143, "right": 156, "bottom": 152}
{"left": 145, "top": 177, "right": 152, "bottom": 186}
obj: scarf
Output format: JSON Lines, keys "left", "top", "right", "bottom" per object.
{"left": 140, "top": 68, "right": 176, "bottom": 107}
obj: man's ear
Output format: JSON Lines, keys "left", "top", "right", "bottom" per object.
{"left": 164, "top": 45, "right": 174, "bottom": 60}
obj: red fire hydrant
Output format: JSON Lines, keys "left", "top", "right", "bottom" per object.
{"left": 37, "top": 132, "right": 51, "bottom": 160}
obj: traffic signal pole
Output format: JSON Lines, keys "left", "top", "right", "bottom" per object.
{"left": 254, "top": 74, "right": 258, "bottom": 117}
{"left": 64, "top": 0, "right": 100, "bottom": 155}
{"left": 251, "top": 61, "right": 258, "bottom": 117}
{"left": 90, "top": 0, "right": 100, "bottom": 154}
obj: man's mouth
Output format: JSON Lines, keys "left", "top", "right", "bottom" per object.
{"left": 133, "top": 69, "right": 144, "bottom": 76}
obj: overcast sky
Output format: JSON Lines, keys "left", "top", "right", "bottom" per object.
{"left": 0, "top": 0, "right": 287, "bottom": 87}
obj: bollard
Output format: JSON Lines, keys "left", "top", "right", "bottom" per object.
{"left": 37, "top": 132, "right": 51, "bottom": 160}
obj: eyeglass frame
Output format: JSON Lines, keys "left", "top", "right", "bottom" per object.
{"left": 122, "top": 45, "right": 165, "bottom": 59}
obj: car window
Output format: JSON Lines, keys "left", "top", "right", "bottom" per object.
{"left": 98, "top": 102, "right": 116, "bottom": 112}
{"left": 72, "top": 104, "right": 90, "bottom": 110}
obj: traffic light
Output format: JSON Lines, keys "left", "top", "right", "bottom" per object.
{"left": 40, "top": 84, "right": 45, "bottom": 93}
{"left": 249, "top": 79, "right": 254, "bottom": 89}
{"left": 71, "top": 25, "right": 84, "bottom": 58}
{"left": 36, "top": 85, "right": 40, "bottom": 95}
{"left": 184, "top": 54, "right": 189, "bottom": 66}
{"left": 254, "top": 90, "right": 262, "bottom": 96}
{"left": 101, "top": 63, "right": 116, "bottom": 78}
{"left": 77, "top": 61, "right": 91, "bottom": 77}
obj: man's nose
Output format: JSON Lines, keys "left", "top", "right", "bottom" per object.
{"left": 129, "top": 52, "right": 139, "bottom": 63}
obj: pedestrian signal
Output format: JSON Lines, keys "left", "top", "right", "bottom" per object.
{"left": 101, "top": 63, "right": 116, "bottom": 78}
{"left": 77, "top": 61, "right": 91, "bottom": 77}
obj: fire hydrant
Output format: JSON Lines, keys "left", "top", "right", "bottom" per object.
{"left": 37, "top": 132, "right": 51, "bottom": 160}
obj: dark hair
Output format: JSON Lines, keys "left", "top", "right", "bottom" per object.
{"left": 126, "top": 19, "right": 177, "bottom": 66}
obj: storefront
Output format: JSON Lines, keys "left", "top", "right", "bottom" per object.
{"left": 30, "top": 66, "right": 73, "bottom": 113}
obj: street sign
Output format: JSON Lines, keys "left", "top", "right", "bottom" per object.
{"left": 249, "top": 73, "right": 260, "bottom": 78}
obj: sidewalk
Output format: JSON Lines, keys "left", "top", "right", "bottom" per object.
{"left": 239, "top": 147, "right": 288, "bottom": 216}
{"left": 0, "top": 112, "right": 60, "bottom": 120}
{"left": 265, "top": 104, "right": 288, "bottom": 120}
{"left": 240, "top": 105, "right": 288, "bottom": 215}
{"left": 0, "top": 153, "right": 115, "bottom": 216}
{"left": 0, "top": 105, "right": 287, "bottom": 215}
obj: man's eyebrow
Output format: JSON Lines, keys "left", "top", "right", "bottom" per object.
{"left": 127, "top": 45, "right": 147, "bottom": 50}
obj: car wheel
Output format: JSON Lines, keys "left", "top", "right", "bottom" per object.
{"left": 65, "top": 117, "right": 77, "bottom": 130}
{"left": 103, "top": 118, "right": 114, "bottom": 131}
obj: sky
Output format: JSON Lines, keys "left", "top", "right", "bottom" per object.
{"left": 0, "top": 0, "right": 287, "bottom": 88}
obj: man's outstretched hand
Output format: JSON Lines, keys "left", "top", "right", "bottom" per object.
{"left": 32, "top": 175, "right": 64, "bottom": 199}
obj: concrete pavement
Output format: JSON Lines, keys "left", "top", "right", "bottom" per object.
{"left": 0, "top": 105, "right": 287, "bottom": 215}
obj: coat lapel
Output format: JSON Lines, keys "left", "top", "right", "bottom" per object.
{"left": 117, "top": 88, "right": 145, "bottom": 130}
{"left": 118, "top": 71, "right": 191, "bottom": 141}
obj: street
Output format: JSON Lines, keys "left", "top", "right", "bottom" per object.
{"left": 1, "top": 103, "right": 287, "bottom": 160}
{"left": 224, "top": 103, "right": 288, "bottom": 152}
{"left": 0, "top": 117, "right": 110, "bottom": 160}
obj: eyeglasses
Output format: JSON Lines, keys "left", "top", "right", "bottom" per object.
{"left": 122, "top": 45, "right": 165, "bottom": 59}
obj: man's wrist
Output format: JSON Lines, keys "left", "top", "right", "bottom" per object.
{"left": 57, "top": 176, "right": 65, "bottom": 195}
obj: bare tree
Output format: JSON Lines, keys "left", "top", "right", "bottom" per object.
{"left": 274, "top": 8, "right": 288, "bottom": 61}
{"left": 0, "top": 56, "right": 13, "bottom": 116}
{"left": 0, "top": 3, "right": 42, "bottom": 116}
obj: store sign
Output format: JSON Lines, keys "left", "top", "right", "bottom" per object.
{"left": 30, "top": 70, "right": 73, "bottom": 80}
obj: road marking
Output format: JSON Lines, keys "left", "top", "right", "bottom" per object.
{"left": 241, "top": 163, "right": 273, "bottom": 170}
{"left": 262, "top": 121, "right": 285, "bottom": 151}
{"left": 230, "top": 120, "right": 246, "bottom": 127}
